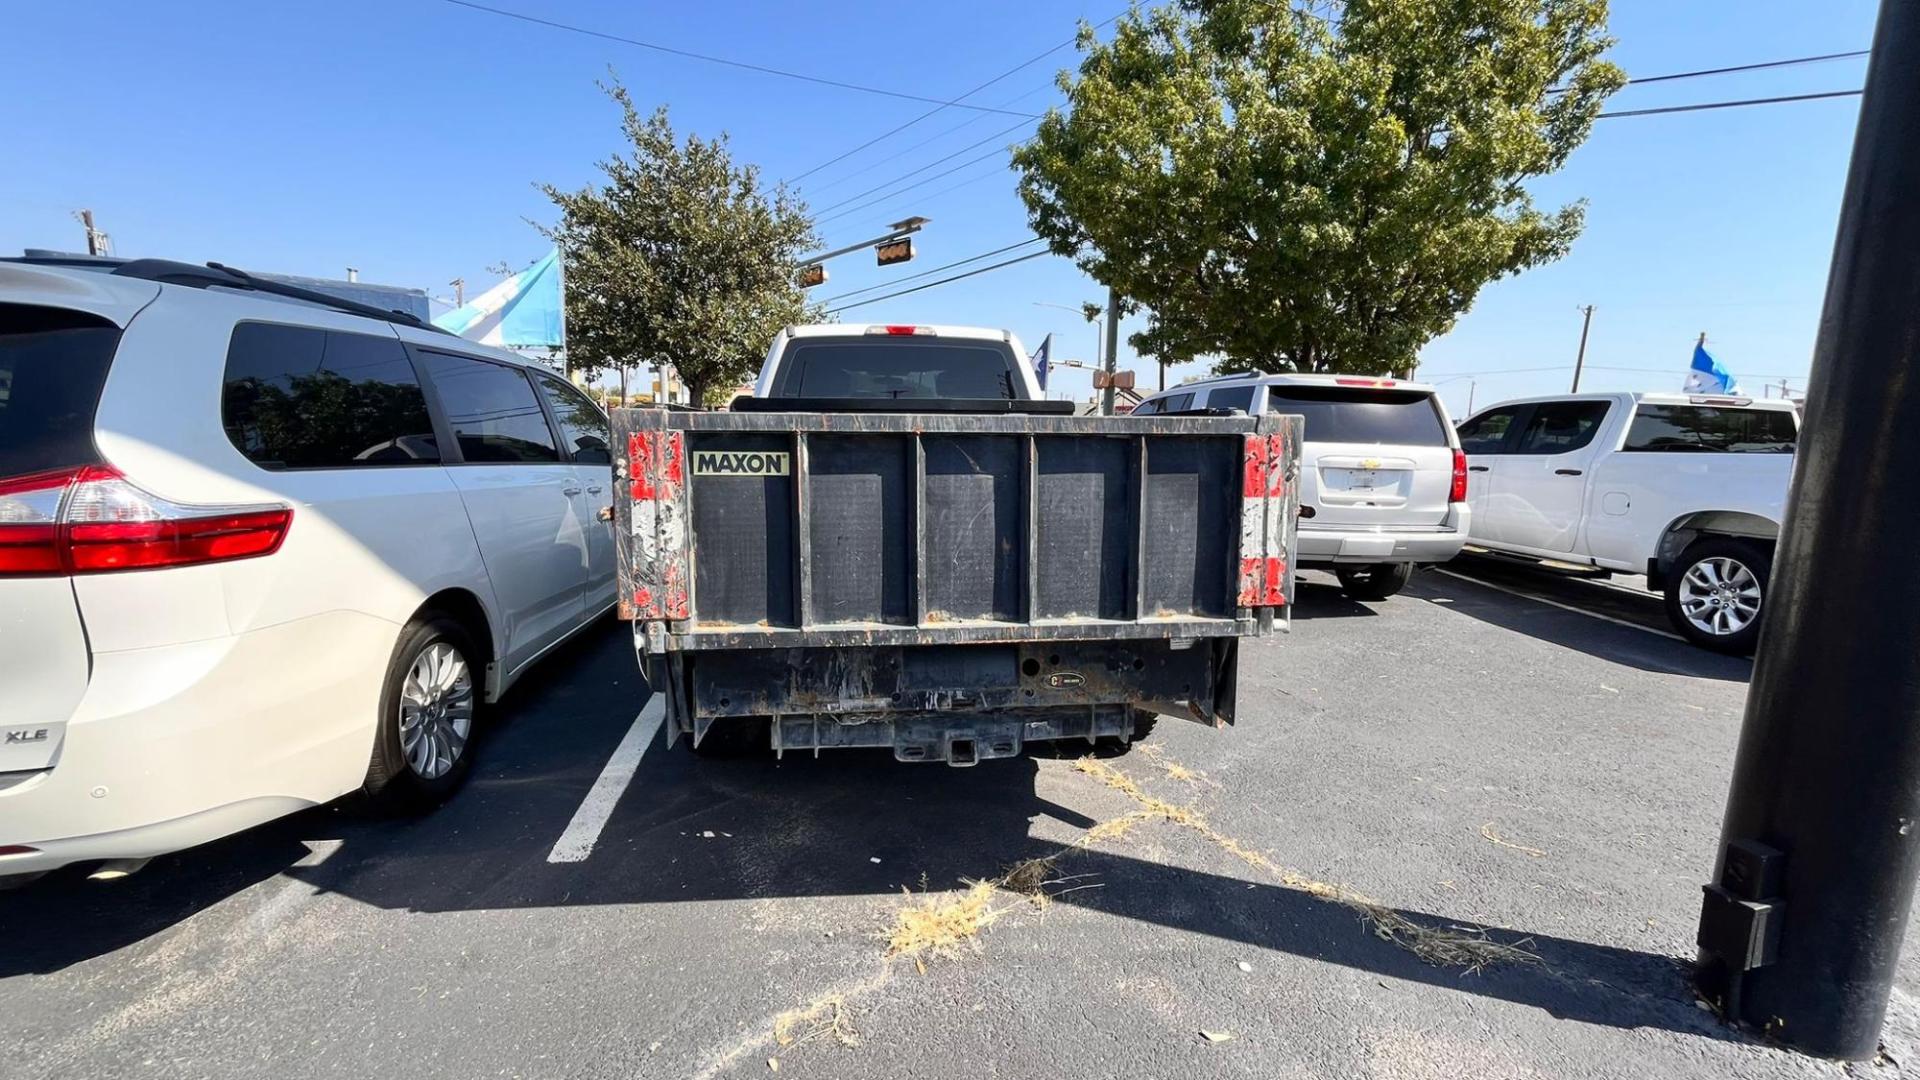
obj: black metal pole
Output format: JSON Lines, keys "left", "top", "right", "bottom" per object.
{"left": 1696, "top": 0, "right": 1920, "bottom": 1058}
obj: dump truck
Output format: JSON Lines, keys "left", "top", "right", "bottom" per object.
{"left": 611, "top": 323, "right": 1300, "bottom": 764}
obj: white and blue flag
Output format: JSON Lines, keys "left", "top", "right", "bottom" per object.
{"left": 434, "top": 249, "right": 565, "bottom": 350}
{"left": 1031, "top": 333, "right": 1052, "bottom": 392}
{"left": 1683, "top": 339, "right": 1742, "bottom": 395}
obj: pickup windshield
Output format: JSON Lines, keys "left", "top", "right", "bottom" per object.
{"left": 772, "top": 336, "right": 1021, "bottom": 400}
{"left": 1267, "top": 386, "right": 1448, "bottom": 445}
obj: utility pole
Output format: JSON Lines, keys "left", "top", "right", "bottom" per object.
{"left": 74, "top": 209, "right": 109, "bottom": 256}
{"left": 1695, "top": 1, "right": 1920, "bottom": 1058}
{"left": 1100, "top": 285, "right": 1120, "bottom": 416}
{"left": 450, "top": 278, "right": 465, "bottom": 306}
{"left": 345, "top": 267, "right": 359, "bottom": 283}
{"left": 1570, "top": 305, "right": 1594, "bottom": 392}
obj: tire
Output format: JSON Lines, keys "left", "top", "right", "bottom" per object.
{"left": 1664, "top": 537, "right": 1771, "bottom": 655}
{"left": 1336, "top": 562, "right": 1415, "bottom": 601}
{"left": 689, "top": 716, "right": 771, "bottom": 758}
{"left": 363, "top": 614, "right": 482, "bottom": 812}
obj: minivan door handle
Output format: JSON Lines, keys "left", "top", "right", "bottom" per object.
{"left": 1467, "top": 465, "right": 1491, "bottom": 472}
{"left": 1554, "top": 469, "right": 1583, "bottom": 476}
{"left": 562, "top": 485, "right": 584, "bottom": 496}
{"left": 586, "top": 484, "right": 604, "bottom": 495}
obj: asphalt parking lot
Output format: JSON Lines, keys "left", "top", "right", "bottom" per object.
{"left": 5, "top": 558, "right": 1914, "bottom": 1080}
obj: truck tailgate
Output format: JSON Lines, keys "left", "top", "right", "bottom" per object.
{"left": 611, "top": 409, "right": 1300, "bottom": 650}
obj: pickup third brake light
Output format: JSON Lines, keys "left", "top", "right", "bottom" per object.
{"left": 0, "top": 464, "right": 291, "bottom": 577}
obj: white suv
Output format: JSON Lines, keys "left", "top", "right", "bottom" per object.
{"left": 0, "top": 256, "right": 615, "bottom": 883}
{"left": 1134, "top": 373, "right": 1468, "bottom": 599}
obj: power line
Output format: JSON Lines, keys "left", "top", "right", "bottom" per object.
{"left": 800, "top": 84, "right": 1055, "bottom": 197}
{"left": 817, "top": 141, "right": 1024, "bottom": 226}
{"left": 1598, "top": 88, "right": 1862, "bottom": 119}
{"left": 786, "top": 12, "right": 1124, "bottom": 186}
{"left": 817, "top": 238, "right": 1047, "bottom": 304}
{"left": 442, "top": 0, "right": 1045, "bottom": 119}
{"left": 826, "top": 250, "right": 1053, "bottom": 314}
{"left": 812, "top": 117, "right": 1038, "bottom": 215}
{"left": 1622, "top": 49, "right": 1868, "bottom": 87}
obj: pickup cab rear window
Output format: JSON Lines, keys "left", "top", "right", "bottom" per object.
{"left": 1267, "top": 386, "right": 1448, "bottom": 445}
{"left": 773, "top": 338, "right": 1019, "bottom": 400}
{"left": 0, "top": 303, "right": 119, "bottom": 479}
{"left": 1621, "top": 405, "right": 1797, "bottom": 453}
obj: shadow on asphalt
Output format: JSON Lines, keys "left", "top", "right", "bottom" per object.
{"left": 1287, "top": 577, "right": 1381, "bottom": 620}
{"left": 0, "top": 613, "right": 1742, "bottom": 1047}
{"left": 1415, "top": 560, "right": 1753, "bottom": 684}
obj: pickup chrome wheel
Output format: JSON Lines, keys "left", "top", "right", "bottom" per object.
{"left": 399, "top": 643, "right": 474, "bottom": 780}
{"left": 1664, "top": 538, "right": 1771, "bottom": 656}
{"left": 365, "top": 614, "right": 483, "bottom": 810}
{"left": 1678, "top": 558, "right": 1762, "bottom": 638}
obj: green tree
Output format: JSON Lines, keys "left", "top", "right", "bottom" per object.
{"left": 1013, "top": 0, "right": 1626, "bottom": 376}
{"left": 540, "top": 80, "right": 819, "bottom": 406}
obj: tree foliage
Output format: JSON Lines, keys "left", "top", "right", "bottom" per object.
{"left": 1013, "top": 0, "right": 1626, "bottom": 375}
{"left": 540, "top": 81, "right": 819, "bottom": 405}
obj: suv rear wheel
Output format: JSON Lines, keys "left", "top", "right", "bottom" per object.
{"left": 364, "top": 614, "right": 481, "bottom": 811}
{"left": 1664, "top": 537, "right": 1770, "bottom": 655}
{"left": 1336, "top": 562, "right": 1414, "bottom": 601}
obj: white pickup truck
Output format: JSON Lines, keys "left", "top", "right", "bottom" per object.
{"left": 1455, "top": 391, "right": 1799, "bottom": 653}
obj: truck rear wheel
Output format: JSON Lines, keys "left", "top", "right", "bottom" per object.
{"left": 1336, "top": 562, "right": 1414, "bottom": 601}
{"left": 1664, "top": 537, "right": 1771, "bottom": 655}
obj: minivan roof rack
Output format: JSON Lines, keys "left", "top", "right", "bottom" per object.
{"left": 1, "top": 253, "right": 447, "bottom": 335}
{"left": 112, "top": 259, "right": 451, "bottom": 334}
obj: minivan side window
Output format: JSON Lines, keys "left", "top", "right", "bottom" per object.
{"left": 532, "top": 372, "right": 612, "bottom": 465}
{"left": 1456, "top": 407, "right": 1520, "bottom": 454}
{"left": 1159, "top": 392, "right": 1195, "bottom": 413}
{"left": 419, "top": 352, "right": 561, "bottom": 463}
{"left": 1206, "top": 385, "right": 1257, "bottom": 413}
{"left": 1131, "top": 399, "right": 1161, "bottom": 416}
{"left": 222, "top": 323, "right": 439, "bottom": 469}
{"left": 1621, "top": 405, "right": 1797, "bottom": 453}
{"left": 1512, "top": 401, "right": 1610, "bottom": 455}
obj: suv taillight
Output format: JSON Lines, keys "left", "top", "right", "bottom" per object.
{"left": 1449, "top": 449, "right": 1468, "bottom": 504}
{"left": 0, "top": 465, "right": 291, "bottom": 577}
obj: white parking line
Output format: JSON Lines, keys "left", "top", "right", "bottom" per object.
{"left": 1431, "top": 567, "right": 1689, "bottom": 644}
{"left": 547, "top": 696, "right": 666, "bottom": 864}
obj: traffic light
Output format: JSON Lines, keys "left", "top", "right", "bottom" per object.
{"left": 798, "top": 263, "right": 827, "bottom": 288}
{"left": 875, "top": 237, "right": 915, "bottom": 267}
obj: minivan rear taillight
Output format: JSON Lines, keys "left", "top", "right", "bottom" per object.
{"left": 1449, "top": 449, "right": 1468, "bottom": 503}
{"left": 0, "top": 465, "right": 291, "bottom": 577}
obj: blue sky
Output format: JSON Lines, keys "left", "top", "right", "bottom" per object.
{"left": 0, "top": 0, "right": 1880, "bottom": 414}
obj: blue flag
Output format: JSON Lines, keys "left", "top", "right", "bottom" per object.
{"left": 1684, "top": 340, "right": 1741, "bottom": 395}
{"left": 1032, "top": 333, "right": 1052, "bottom": 392}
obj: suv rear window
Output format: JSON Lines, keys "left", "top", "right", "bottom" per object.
{"left": 774, "top": 337, "right": 1019, "bottom": 400}
{"left": 222, "top": 322, "right": 440, "bottom": 469}
{"left": 1622, "top": 405, "right": 1797, "bottom": 453}
{"left": 0, "top": 304, "right": 120, "bottom": 479}
{"left": 1267, "top": 386, "right": 1448, "bottom": 445}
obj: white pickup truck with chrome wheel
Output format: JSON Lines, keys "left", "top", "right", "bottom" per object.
{"left": 1454, "top": 391, "right": 1799, "bottom": 653}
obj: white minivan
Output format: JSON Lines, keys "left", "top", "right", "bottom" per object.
{"left": 1133, "top": 373, "right": 1468, "bottom": 599}
{"left": 0, "top": 255, "right": 615, "bottom": 883}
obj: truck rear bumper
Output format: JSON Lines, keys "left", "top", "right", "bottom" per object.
{"left": 1296, "top": 524, "right": 1467, "bottom": 564}
{"left": 758, "top": 706, "right": 1139, "bottom": 766}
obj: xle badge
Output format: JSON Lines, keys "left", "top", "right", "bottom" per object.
{"left": 692, "top": 450, "right": 791, "bottom": 477}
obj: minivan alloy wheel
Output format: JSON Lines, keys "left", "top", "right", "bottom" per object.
{"left": 1677, "top": 556, "right": 1762, "bottom": 637}
{"left": 398, "top": 642, "right": 473, "bottom": 780}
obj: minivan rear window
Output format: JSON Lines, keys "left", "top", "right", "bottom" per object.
{"left": 0, "top": 303, "right": 120, "bottom": 479}
{"left": 1267, "top": 386, "right": 1448, "bottom": 445}
{"left": 774, "top": 337, "right": 1019, "bottom": 400}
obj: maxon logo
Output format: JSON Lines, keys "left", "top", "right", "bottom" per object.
{"left": 692, "top": 450, "right": 791, "bottom": 477}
